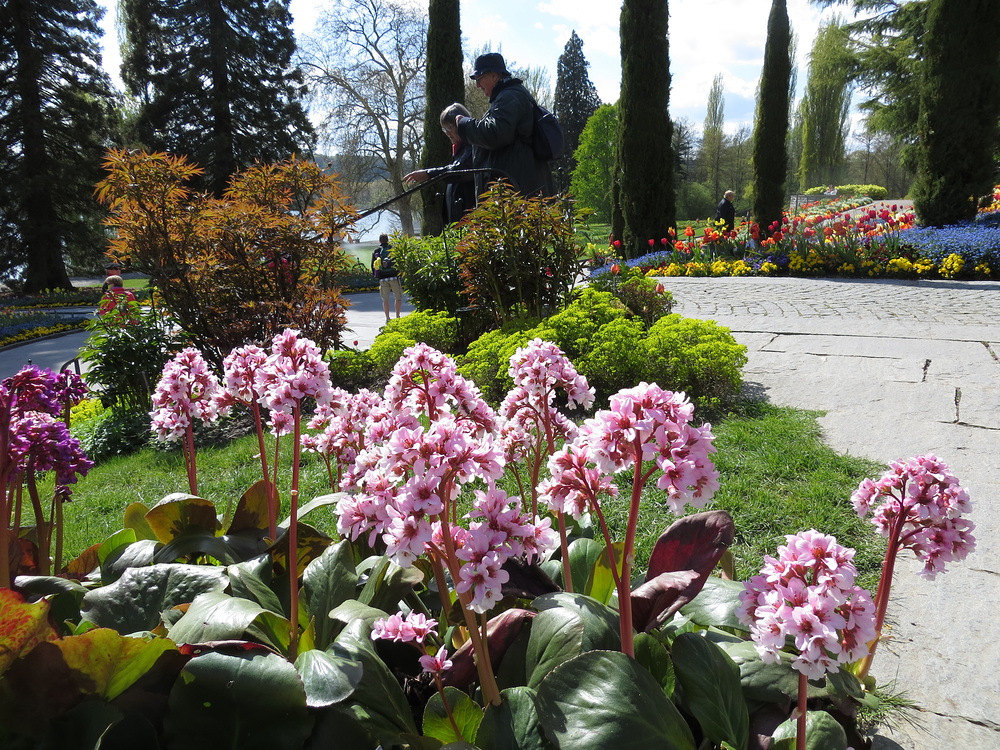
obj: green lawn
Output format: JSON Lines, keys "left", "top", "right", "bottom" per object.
{"left": 54, "top": 401, "right": 885, "bottom": 590}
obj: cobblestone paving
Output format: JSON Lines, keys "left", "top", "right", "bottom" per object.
{"left": 658, "top": 277, "right": 1000, "bottom": 327}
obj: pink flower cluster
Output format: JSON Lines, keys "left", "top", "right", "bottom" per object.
{"left": 150, "top": 348, "right": 222, "bottom": 442}
{"left": 255, "top": 329, "right": 333, "bottom": 435}
{"left": 851, "top": 454, "right": 975, "bottom": 579}
{"left": 372, "top": 611, "right": 438, "bottom": 644}
{"left": 303, "top": 387, "right": 383, "bottom": 468}
{"left": 738, "top": 529, "right": 877, "bottom": 680}
{"left": 217, "top": 344, "right": 268, "bottom": 408}
{"left": 371, "top": 611, "right": 453, "bottom": 674}
{"left": 498, "top": 339, "right": 592, "bottom": 463}
{"left": 539, "top": 383, "right": 719, "bottom": 517}
{"left": 336, "top": 345, "right": 558, "bottom": 613}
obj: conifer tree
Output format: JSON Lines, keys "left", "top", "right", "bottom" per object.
{"left": 419, "top": 0, "right": 464, "bottom": 236}
{"left": 912, "top": 0, "right": 1000, "bottom": 226}
{"left": 752, "top": 0, "right": 791, "bottom": 232}
{"left": 553, "top": 31, "right": 602, "bottom": 194}
{"left": 0, "top": 0, "right": 115, "bottom": 291}
{"left": 120, "top": 0, "right": 314, "bottom": 197}
{"left": 614, "top": 0, "right": 673, "bottom": 258}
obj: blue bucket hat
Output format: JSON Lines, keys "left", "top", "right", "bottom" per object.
{"left": 470, "top": 53, "right": 510, "bottom": 80}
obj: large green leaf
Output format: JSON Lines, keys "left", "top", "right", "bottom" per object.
{"left": 294, "top": 648, "right": 362, "bottom": 707}
{"left": 716, "top": 641, "right": 834, "bottom": 704}
{"left": 123, "top": 501, "right": 156, "bottom": 541}
{"left": 9, "top": 576, "right": 87, "bottom": 635}
{"left": 327, "top": 599, "right": 389, "bottom": 643}
{"left": 678, "top": 576, "right": 748, "bottom": 631}
{"left": 227, "top": 479, "right": 270, "bottom": 535}
{"left": 477, "top": 686, "right": 552, "bottom": 750}
{"left": 227, "top": 562, "right": 285, "bottom": 615}
{"left": 771, "top": 710, "right": 848, "bottom": 750}
{"left": 567, "top": 537, "right": 603, "bottom": 592}
{"left": 524, "top": 602, "right": 618, "bottom": 690}
{"left": 102, "top": 539, "right": 159, "bottom": 584}
{"left": 166, "top": 651, "right": 313, "bottom": 750}
{"left": 587, "top": 542, "right": 621, "bottom": 605}
{"left": 358, "top": 555, "right": 425, "bottom": 613}
{"left": 144, "top": 493, "right": 220, "bottom": 544}
{"left": 671, "top": 632, "right": 749, "bottom": 750}
{"left": 81, "top": 563, "right": 228, "bottom": 634}
{"left": 167, "top": 592, "right": 269, "bottom": 646}
{"left": 303, "top": 540, "right": 358, "bottom": 649}
{"left": 535, "top": 650, "right": 696, "bottom": 750}
{"left": 532, "top": 592, "right": 620, "bottom": 635}
{"left": 331, "top": 619, "right": 418, "bottom": 744}
{"left": 423, "top": 686, "right": 483, "bottom": 745}
{"left": 633, "top": 632, "right": 675, "bottom": 696}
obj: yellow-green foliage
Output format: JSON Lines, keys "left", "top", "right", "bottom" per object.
{"left": 368, "top": 311, "right": 461, "bottom": 379}
{"left": 458, "top": 289, "right": 747, "bottom": 410}
{"left": 642, "top": 315, "right": 749, "bottom": 411}
{"left": 803, "top": 184, "right": 888, "bottom": 200}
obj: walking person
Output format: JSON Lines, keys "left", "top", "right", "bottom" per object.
{"left": 371, "top": 233, "right": 403, "bottom": 323}
{"left": 404, "top": 103, "right": 477, "bottom": 225}
{"left": 454, "top": 52, "right": 553, "bottom": 198}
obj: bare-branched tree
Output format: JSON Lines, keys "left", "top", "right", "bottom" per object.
{"left": 299, "top": 0, "right": 427, "bottom": 234}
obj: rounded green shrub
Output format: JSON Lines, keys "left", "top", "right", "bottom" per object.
{"left": 368, "top": 310, "right": 461, "bottom": 380}
{"left": 641, "top": 314, "right": 748, "bottom": 411}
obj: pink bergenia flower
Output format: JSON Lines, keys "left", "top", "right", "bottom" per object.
{"left": 419, "top": 647, "right": 453, "bottom": 674}
{"left": 850, "top": 454, "right": 975, "bottom": 579}
{"left": 738, "top": 529, "right": 876, "bottom": 680}
{"left": 540, "top": 383, "right": 718, "bottom": 516}
{"left": 217, "top": 344, "right": 268, "bottom": 408}
{"left": 149, "top": 348, "right": 222, "bottom": 442}
{"left": 385, "top": 343, "right": 497, "bottom": 435}
{"left": 372, "top": 611, "right": 437, "bottom": 644}
{"left": 255, "top": 329, "right": 333, "bottom": 435}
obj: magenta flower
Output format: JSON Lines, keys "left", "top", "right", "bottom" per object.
{"left": 737, "top": 529, "right": 876, "bottom": 680}
{"left": 150, "top": 348, "right": 223, "bottom": 442}
{"left": 851, "top": 454, "right": 975, "bottom": 579}
{"left": 372, "top": 611, "right": 438, "bottom": 644}
{"left": 419, "top": 647, "right": 453, "bottom": 675}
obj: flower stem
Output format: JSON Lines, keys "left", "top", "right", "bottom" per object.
{"left": 558, "top": 512, "right": 572, "bottom": 592}
{"left": 858, "top": 507, "right": 906, "bottom": 680}
{"left": 796, "top": 670, "right": 807, "bottom": 750}
{"left": 184, "top": 422, "right": 198, "bottom": 495}
{"left": 288, "top": 406, "right": 302, "bottom": 660}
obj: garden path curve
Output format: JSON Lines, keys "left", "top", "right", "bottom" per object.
{"left": 659, "top": 275, "right": 1000, "bottom": 750}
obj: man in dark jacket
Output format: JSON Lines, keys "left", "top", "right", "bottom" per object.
{"left": 455, "top": 53, "right": 553, "bottom": 198}
{"left": 715, "top": 190, "right": 736, "bottom": 232}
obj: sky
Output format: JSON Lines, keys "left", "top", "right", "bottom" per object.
{"left": 97, "top": 0, "right": 854, "bottom": 136}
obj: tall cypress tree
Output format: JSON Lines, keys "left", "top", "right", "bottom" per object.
{"left": 553, "top": 31, "right": 602, "bottom": 194}
{"left": 752, "top": 0, "right": 791, "bottom": 232}
{"left": 614, "top": 0, "right": 673, "bottom": 258}
{"left": 419, "top": 0, "right": 463, "bottom": 236}
{"left": 913, "top": 0, "right": 1000, "bottom": 227}
{"left": 120, "top": 0, "right": 314, "bottom": 196}
{"left": 0, "top": 0, "right": 115, "bottom": 291}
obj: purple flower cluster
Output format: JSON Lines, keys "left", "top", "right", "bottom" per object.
{"left": 738, "top": 529, "right": 877, "bottom": 680}
{"left": 1, "top": 366, "right": 92, "bottom": 487}
{"left": 851, "top": 454, "right": 975, "bottom": 579}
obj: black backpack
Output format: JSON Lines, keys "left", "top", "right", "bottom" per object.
{"left": 531, "top": 102, "right": 565, "bottom": 162}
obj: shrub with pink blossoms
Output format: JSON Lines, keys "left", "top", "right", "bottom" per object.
{"left": 737, "top": 529, "right": 876, "bottom": 681}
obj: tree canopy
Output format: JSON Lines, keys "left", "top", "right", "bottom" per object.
{"left": 0, "top": 0, "right": 116, "bottom": 290}
{"left": 553, "top": 31, "right": 602, "bottom": 194}
{"left": 120, "top": 0, "right": 314, "bottom": 197}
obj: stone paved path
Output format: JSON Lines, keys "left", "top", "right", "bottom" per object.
{"left": 658, "top": 276, "right": 1000, "bottom": 750}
